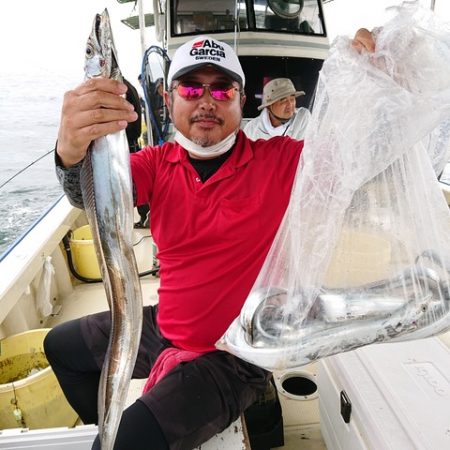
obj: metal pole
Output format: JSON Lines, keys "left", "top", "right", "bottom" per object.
{"left": 138, "top": 0, "right": 153, "bottom": 146}
{"left": 153, "top": 0, "right": 161, "bottom": 41}
{"left": 431, "top": 0, "right": 436, "bottom": 11}
{"left": 138, "top": 0, "right": 146, "bottom": 55}
{"left": 234, "top": 0, "right": 238, "bottom": 51}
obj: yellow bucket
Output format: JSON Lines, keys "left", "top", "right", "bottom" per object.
{"left": 69, "top": 225, "right": 101, "bottom": 279}
{"left": 0, "top": 329, "right": 79, "bottom": 430}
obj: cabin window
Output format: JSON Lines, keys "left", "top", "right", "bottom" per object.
{"left": 171, "top": 0, "right": 325, "bottom": 37}
{"left": 257, "top": 0, "right": 324, "bottom": 35}
{"left": 172, "top": 0, "right": 249, "bottom": 35}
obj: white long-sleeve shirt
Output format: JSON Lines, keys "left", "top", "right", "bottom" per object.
{"left": 244, "top": 107, "right": 311, "bottom": 141}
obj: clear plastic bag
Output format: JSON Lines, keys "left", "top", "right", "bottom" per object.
{"left": 35, "top": 256, "right": 55, "bottom": 318}
{"left": 218, "top": 3, "right": 450, "bottom": 370}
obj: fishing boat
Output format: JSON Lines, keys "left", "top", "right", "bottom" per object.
{"left": 1, "top": 0, "right": 450, "bottom": 449}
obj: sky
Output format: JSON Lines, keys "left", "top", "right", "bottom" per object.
{"left": 324, "top": 0, "right": 449, "bottom": 37}
{"left": 0, "top": 0, "right": 149, "bottom": 85}
{"left": 1, "top": 0, "right": 450, "bottom": 89}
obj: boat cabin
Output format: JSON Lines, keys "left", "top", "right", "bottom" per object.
{"left": 144, "top": 0, "right": 329, "bottom": 121}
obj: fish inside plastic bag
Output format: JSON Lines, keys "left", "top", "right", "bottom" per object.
{"left": 217, "top": 3, "right": 450, "bottom": 370}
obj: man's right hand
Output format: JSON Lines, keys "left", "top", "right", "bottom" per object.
{"left": 56, "top": 78, "right": 138, "bottom": 167}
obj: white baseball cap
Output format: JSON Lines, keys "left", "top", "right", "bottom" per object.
{"left": 167, "top": 36, "right": 245, "bottom": 88}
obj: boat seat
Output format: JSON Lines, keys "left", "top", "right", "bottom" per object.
{"left": 0, "top": 381, "right": 250, "bottom": 450}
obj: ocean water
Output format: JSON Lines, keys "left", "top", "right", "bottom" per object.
{"left": 0, "top": 70, "right": 79, "bottom": 257}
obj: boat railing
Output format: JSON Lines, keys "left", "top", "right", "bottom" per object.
{"left": 0, "top": 196, "right": 82, "bottom": 334}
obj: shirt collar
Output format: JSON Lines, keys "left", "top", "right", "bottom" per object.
{"left": 164, "top": 130, "right": 253, "bottom": 169}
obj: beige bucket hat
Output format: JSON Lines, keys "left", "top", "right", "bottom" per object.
{"left": 258, "top": 78, "right": 305, "bottom": 110}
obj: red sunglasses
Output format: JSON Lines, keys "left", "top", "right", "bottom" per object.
{"left": 171, "top": 82, "right": 240, "bottom": 101}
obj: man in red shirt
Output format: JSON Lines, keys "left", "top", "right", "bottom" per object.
{"left": 46, "top": 30, "right": 376, "bottom": 450}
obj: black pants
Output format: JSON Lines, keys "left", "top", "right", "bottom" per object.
{"left": 44, "top": 305, "right": 270, "bottom": 450}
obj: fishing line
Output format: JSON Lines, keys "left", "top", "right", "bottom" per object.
{"left": 0, "top": 148, "right": 54, "bottom": 190}
{"left": 133, "top": 234, "right": 152, "bottom": 246}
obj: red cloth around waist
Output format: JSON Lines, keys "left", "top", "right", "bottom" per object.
{"left": 142, "top": 347, "right": 203, "bottom": 394}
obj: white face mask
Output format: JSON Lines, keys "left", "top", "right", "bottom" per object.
{"left": 174, "top": 130, "right": 238, "bottom": 158}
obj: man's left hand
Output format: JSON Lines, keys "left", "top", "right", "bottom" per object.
{"left": 352, "top": 28, "right": 376, "bottom": 53}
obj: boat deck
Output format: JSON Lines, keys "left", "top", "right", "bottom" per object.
{"left": 3, "top": 203, "right": 450, "bottom": 449}
{"left": 46, "top": 226, "right": 326, "bottom": 449}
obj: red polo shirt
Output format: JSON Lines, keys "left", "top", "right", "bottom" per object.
{"left": 131, "top": 130, "right": 302, "bottom": 352}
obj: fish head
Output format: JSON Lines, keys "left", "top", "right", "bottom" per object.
{"left": 84, "top": 9, "right": 122, "bottom": 81}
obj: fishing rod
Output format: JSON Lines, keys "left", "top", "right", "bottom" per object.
{"left": 0, "top": 148, "right": 54, "bottom": 190}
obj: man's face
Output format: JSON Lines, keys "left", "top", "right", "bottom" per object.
{"left": 269, "top": 95, "right": 296, "bottom": 120}
{"left": 164, "top": 67, "right": 245, "bottom": 150}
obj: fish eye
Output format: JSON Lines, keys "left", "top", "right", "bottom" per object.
{"left": 86, "top": 44, "right": 94, "bottom": 58}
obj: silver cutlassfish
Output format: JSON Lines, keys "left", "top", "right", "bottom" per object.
{"left": 80, "top": 9, "right": 143, "bottom": 449}
{"left": 219, "top": 251, "right": 450, "bottom": 369}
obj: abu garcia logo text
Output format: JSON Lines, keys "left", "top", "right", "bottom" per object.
{"left": 190, "top": 39, "right": 226, "bottom": 59}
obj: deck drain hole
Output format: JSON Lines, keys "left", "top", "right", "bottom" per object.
{"left": 276, "top": 371, "right": 318, "bottom": 400}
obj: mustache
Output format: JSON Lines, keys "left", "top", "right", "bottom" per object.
{"left": 190, "top": 114, "right": 224, "bottom": 125}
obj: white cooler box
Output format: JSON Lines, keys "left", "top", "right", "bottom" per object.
{"left": 317, "top": 337, "right": 450, "bottom": 450}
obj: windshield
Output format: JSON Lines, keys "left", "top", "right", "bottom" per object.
{"left": 171, "top": 0, "right": 325, "bottom": 36}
